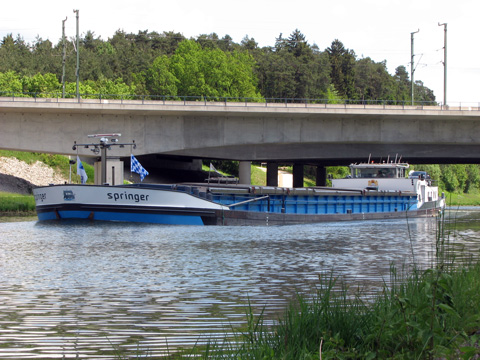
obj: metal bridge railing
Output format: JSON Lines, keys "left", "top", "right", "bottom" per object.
{"left": 0, "top": 92, "right": 479, "bottom": 111}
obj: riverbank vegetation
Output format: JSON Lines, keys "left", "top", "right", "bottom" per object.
{"left": 0, "top": 191, "right": 35, "bottom": 215}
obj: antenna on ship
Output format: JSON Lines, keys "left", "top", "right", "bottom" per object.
{"left": 73, "top": 134, "right": 136, "bottom": 185}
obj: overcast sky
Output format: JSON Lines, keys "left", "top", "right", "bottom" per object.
{"left": 1, "top": 0, "right": 478, "bottom": 104}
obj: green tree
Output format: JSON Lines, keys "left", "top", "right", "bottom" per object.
{"left": 241, "top": 36, "right": 258, "bottom": 51}
{"left": 64, "top": 82, "right": 96, "bottom": 98}
{"left": 354, "top": 58, "right": 396, "bottom": 101}
{"left": 394, "top": 65, "right": 411, "bottom": 102}
{"left": 325, "top": 84, "right": 343, "bottom": 103}
{"left": 0, "top": 34, "right": 32, "bottom": 74}
{"left": 453, "top": 164, "right": 468, "bottom": 192}
{"left": 465, "top": 164, "right": 480, "bottom": 192}
{"left": 413, "top": 80, "right": 436, "bottom": 103}
{"left": 21, "top": 73, "right": 60, "bottom": 95}
{"left": 327, "top": 166, "right": 350, "bottom": 179}
{"left": 309, "top": 50, "right": 331, "bottom": 100}
{"left": 326, "top": 39, "right": 356, "bottom": 99}
{"left": 196, "top": 33, "right": 220, "bottom": 50}
{"left": 256, "top": 49, "right": 296, "bottom": 99}
{"left": 90, "top": 77, "right": 136, "bottom": 98}
{"left": 31, "top": 37, "right": 59, "bottom": 75}
{"left": 440, "top": 165, "right": 459, "bottom": 192}
{"left": 0, "top": 71, "right": 23, "bottom": 93}
{"left": 170, "top": 40, "right": 207, "bottom": 96}
{"left": 257, "top": 30, "right": 330, "bottom": 101}
{"left": 169, "top": 39, "right": 261, "bottom": 99}
{"left": 144, "top": 55, "right": 178, "bottom": 96}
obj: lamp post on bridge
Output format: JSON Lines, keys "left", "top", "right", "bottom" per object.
{"left": 61, "top": 17, "right": 67, "bottom": 98}
{"left": 73, "top": 9, "right": 80, "bottom": 102}
{"left": 438, "top": 22, "right": 447, "bottom": 106}
{"left": 410, "top": 29, "right": 419, "bottom": 105}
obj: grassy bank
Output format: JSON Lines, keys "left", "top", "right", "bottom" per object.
{"left": 445, "top": 191, "right": 480, "bottom": 206}
{"left": 0, "top": 192, "right": 36, "bottom": 215}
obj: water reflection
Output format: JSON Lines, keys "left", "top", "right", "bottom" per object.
{"left": 0, "top": 210, "right": 479, "bottom": 358}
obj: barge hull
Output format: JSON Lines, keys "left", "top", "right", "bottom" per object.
{"left": 211, "top": 207, "right": 441, "bottom": 226}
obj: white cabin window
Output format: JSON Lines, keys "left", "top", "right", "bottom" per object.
{"left": 353, "top": 167, "right": 398, "bottom": 178}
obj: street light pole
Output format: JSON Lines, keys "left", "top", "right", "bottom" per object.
{"left": 73, "top": 9, "right": 80, "bottom": 102}
{"left": 61, "top": 17, "right": 67, "bottom": 98}
{"left": 438, "top": 22, "right": 447, "bottom": 106}
{"left": 411, "top": 29, "right": 419, "bottom": 105}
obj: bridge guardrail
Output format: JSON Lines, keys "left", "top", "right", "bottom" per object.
{"left": 0, "top": 92, "right": 479, "bottom": 111}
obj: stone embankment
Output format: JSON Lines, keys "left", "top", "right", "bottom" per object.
{"left": 0, "top": 157, "right": 68, "bottom": 195}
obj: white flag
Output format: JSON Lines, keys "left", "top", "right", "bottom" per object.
{"left": 76, "top": 156, "right": 88, "bottom": 184}
{"left": 209, "top": 163, "right": 217, "bottom": 172}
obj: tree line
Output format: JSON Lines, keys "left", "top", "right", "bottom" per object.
{"left": 0, "top": 28, "right": 476, "bottom": 193}
{"left": 0, "top": 29, "right": 435, "bottom": 103}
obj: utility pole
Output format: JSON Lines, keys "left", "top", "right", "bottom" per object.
{"left": 73, "top": 9, "right": 80, "bottom": 101}
{"left": 438, "top": 23, "right": 447, "bottom": 106}
{"left": 61, "top": 17, "right": 67, "bottom": 98}
{"left": 411, "top": 29, "right": 419, "bottom": 105}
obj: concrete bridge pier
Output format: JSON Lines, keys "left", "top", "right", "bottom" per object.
{"left": 266, "top": 163, "right": 278, "bottom": 187}
{"left": 293, "top": 164, "right": 304, "bottom": 188}
{"left": 238, "top": 161, "right": 251, "bottom": 185}
{"left": 316, "top": 165, "right": 327, "bottom": 186}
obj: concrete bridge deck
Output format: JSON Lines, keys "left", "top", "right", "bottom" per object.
{"left": 1, "top": 96, "right": 480, "bottom": 165}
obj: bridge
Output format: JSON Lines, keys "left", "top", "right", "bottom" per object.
{"left": 1, "top": 96, "right": 480, "bottom": 185}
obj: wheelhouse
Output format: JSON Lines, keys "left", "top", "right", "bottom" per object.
{"left": 350, "top": 163, "right": 409, "bottom": 179}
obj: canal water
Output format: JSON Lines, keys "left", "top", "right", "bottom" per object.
{"left": 0, "top": 209, "right": 479, "bottom": 358}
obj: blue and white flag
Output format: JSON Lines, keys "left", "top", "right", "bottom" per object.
{"left": 131, "top": 154, "right": 149, "bottom": 182}
{"left": 76, "top": 156, "right": 88, "bottom": 184}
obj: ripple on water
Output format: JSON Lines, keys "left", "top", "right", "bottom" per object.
{"left": 0, "top": 211, "right": 479, "bottom": 358}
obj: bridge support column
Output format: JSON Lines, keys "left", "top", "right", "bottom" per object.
{"left": 266, "top": 163, "right": 278, "bottom": 187}
{"left": 316, "top": 165, "right": 327, "bottom": 186}
{"left": 238, "top": 161, "right": 251, "bottom": 185}
{"left": 293, "top": 164, "right": 304, "bottom": 188}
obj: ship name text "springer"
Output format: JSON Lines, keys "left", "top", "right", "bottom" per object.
{"left": 107, "top": 192, "right": 150, "bottom": 202}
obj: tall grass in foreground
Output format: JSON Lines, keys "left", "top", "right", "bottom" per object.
{"left": 180, "top": 215, "right": 480, "bottom": 360}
